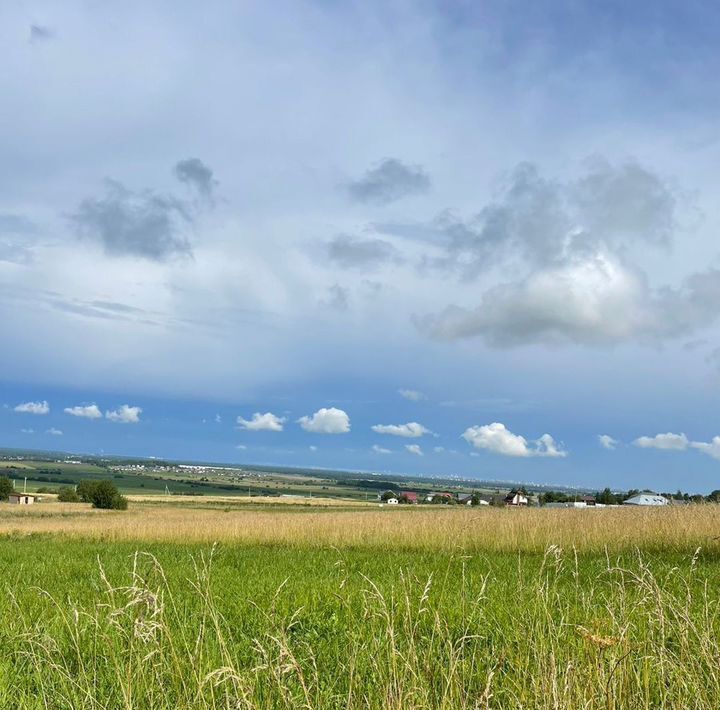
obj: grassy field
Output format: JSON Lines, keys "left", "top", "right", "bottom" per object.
{"left": 1, "top": 500, "right": 720, "bottom": 708}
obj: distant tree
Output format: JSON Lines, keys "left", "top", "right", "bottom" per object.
{"left": 624, "top": 489, "right": 640, "bottom": 501}
{"left": 57, "top": 486, "right": 80, "bottom": 503}
{"left": 0, "top": 476, "right": 12, "bottom": 501}
{"left": 76, "top": 480, "right": 99, "bottom": 503}
{"left": 595, "top": 488, "right": 614, "bottom": 505}
{"left": 707, "top": 490, "right": 720, "bottom": 503}
{"left": 539, "top": 491, "right": 569, "bottom": 505}
{"left": 380, "top": 490, "right": 397, "bottom": 502}
{"left": 79, "top": 480, "right": 128, "bottom": 510}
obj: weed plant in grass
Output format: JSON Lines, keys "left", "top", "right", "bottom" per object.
{"left": 1, "top": 537, "right": 720, "bottom": 708}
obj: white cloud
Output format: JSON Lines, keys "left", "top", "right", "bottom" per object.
{"left": 371, "top": 422, "right": 432, "bottom": 438}
{"left": 236, "top": 412, "right": 286, "bottom": 432}
{"left": 598, "top": 434, "right": 619, "bottom": 450}
{"left": 298, "top": 407, "right": 350, "bottom": 434}
{"left": 309, "top": 445, "right": 318, "bottom": 451}
{"left": 64, "top": 404, "right": 102, "bottom": 419}
{"left": 215, "top": 413, "right": 222, "bottom": 423}
{"left": 105, "top": 404, "right": 142, "bottom": 424}
{"left": 433, "top": 446, "right": 445, "bottom": 453}
{"left": 20, "top": 428, "right": 34, "bottom": 434}
{"left": 461, "top": 422, "right": 567, "bottom": 458}
{"left": 372, "top": 444, "right": 392, "bottom": 454}
{"left": 398, "top": 389, "right": 426, "bottom": 401}
{"left": 236, "top": 444, "right": 247, "bottom": 450}
{"left": 405, "top": 444, "right": 423, "bottom": 456}
{"left": 45, "top": 427, "right": 63, "bottom": 436}
{"left": 691, "top": 437, "right": 720, "bottom": 460}
{"left": 633, "top": 432, "right": 688, "bottom": 450}
{"left": 14, "top": 400, "right": 49, "bottom": 415}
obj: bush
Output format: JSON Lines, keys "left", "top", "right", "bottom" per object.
{"left": 0, "top": 476, "right": 12, "bottom": 501}
{"left": 76, "top": 480, "right": 99, "bottom": 503}
{"left": 77, "top": 480, "right": 128, "bottom": 510}
{"left": 57, "top": 486, "right": 80, "bottom": 503}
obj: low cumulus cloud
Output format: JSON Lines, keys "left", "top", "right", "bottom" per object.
{"left": 633, "top": 431, "right": 720, "bottom": 459}
{"left": 174, "top": 158, "right": 218, "bottom": 203}
{"left": 236, "top": 412, "right": 286, "bottom": 432}
{"left": 14, "top": 400, "right": 49, "bottom": 415}
{"left": 398, "top": 389, "right": 425, "bottom": 401}
{"left": 412, "top": 160, "right": 720, "bottom": 348}
{"left": 71, "top": 179, "right": 193, "bottom": 261}
{"left": 424, "top": 257, "right": 720, "bottom": 347}
{"left": 405, "top": 444, "right": 424, "bottom": 456}
{"left": 106, "top": 404, "right": 142, "bottom": 423}
{"left": 371, "top": 422, "right": 432, "bottom": 438}
{"left": 326, "top": 234, "right": 402, "bottom": 270}
{"left": 633, "top": 432, "right": 689, "bottom": 450}
{"left": 691, "top": 438, "right": 720, "bottom": 460}
{"left": 462, "top": 422, "right": 567, "bottom": 458}
{"left": 298, "top": 407, "right": 350, "bottom": 434}
{"left": 372, "top": 444, "right": 392, "bottom": 454}
{"left": 347, "top": 158, "right": 430, "bottom": 205}
{"left": 598, "top": 434, "right": 619, "bottom": 450}
{"left": 64, "top": 404, "right": 102, "bottom": 419}
{"left": 45, "top": 427, "right": 63, "bottom": 436}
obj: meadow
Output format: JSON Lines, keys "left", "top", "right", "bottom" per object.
{"left": 1, "top": 500, "right": 720, "bottom": 708}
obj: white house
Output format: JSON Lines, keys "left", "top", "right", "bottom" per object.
{"left": 504, "top": 492, "right": 528, "bottom": 506}
{"left": 623, "top": 494, "right": 668, "bottom": 506}
{"left": 386, "top": 497, "right": 399, "bottom": 505}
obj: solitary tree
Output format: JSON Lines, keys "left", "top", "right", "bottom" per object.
{"left": 0, "top": 476, "right": 12, "bottom": 501}
{"left": 78, "top": 479, "right": 128, "bottom": 510}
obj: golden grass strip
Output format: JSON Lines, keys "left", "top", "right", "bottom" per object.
{"left": 1, "top": 502, "right": 720, "bottom": 552}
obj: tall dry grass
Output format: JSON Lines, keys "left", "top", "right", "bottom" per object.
{"left": 1, "top": 501, "right": 720, "bottom": 552}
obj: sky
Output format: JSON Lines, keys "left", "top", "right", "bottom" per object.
{"left": 3, "top": 1, "right": 720, "bottom": 492}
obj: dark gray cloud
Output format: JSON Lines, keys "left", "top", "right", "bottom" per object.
{"left": 347, "top": 158, "right": 430, "bottom": 205}
{"left": 174, "top": 158, "right": 218, "bottom": 202}
{"left": 71, "top": 180, "right": 192, "bottom": 260}
{"left": 326, "top": 234, "right": 402, "bottom": 269}
{"left": 322, "top": 284, "right": 349, "bottom": 311}
{"left": 29, "top": 24, "right": 54, "bottom": 42}
{"left": 379, "top": 160, "right": 678, "bottom": 279}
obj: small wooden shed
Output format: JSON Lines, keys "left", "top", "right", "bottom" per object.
{"left": 8, "top": 492, "right": 35, "bottom": 505}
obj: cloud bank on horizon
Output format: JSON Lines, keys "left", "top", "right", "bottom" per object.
{"left": 3, "top": 1, "right": 720, "bottom": 489}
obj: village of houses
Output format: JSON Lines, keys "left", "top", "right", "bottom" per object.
{"left": 378, "top": 490, "right": 678, "bottom": 507}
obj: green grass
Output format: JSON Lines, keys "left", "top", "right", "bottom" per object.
{"left": 1, "top": 538, "right": 720, "bottom": 708}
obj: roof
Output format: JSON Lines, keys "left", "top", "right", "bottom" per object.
{"left": 9, "top": 492, "right": 35, "bottom": 499}
{"left": 623, "top": 494, "right": 668, "bottom": 506}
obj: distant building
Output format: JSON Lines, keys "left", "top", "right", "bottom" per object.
{"left": 386, "top": 497, "right": 399, "bottom": 505}
{"left": 8, "top": 493, "right": 35, "bottom": 505}
{"left": 623, "top": 494, "right": 668, "bottom": 506}
{"left": 399, "top": 491, "right": 419, "bottom": 504}
{"left": 504, "top": 492, "right": 528, "bottom": 507}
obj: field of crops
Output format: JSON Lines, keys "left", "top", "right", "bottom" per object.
{"left": 1, "top": 500, "right": 720, "bottom": 708}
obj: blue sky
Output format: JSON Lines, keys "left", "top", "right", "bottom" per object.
{"left": 3, "top": 1, "right": 720, "bottom": 492}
